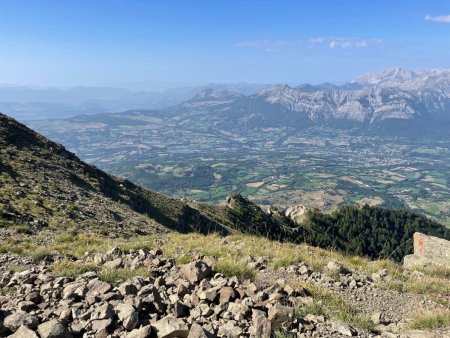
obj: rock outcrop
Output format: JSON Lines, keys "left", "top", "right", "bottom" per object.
{"left": 285, "top": 205, "right": 307, "bottom": 222}
{"left": 403, "top": 232, "right": 450, "bottom": 269}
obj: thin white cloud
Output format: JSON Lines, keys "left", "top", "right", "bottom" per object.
{"left": 233, "top": 39, "right": 288, "bottom": 52}
{"left": 424, "top": 14, "right": 450, "bottom": 23}
{"left": 309, "top": 36, "right": 384, "bottom": 49}
{"left": 309, "top": 37, "right": 324, "bottom": 44}
{"left": 235, "top": 36, "right": 384, "bottom": 51}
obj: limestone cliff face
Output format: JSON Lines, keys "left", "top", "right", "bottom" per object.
{"left": 403, "top": 232, "right": 450, "bottom": 269}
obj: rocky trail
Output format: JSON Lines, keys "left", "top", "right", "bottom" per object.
{"left": 0, "top": 244, "right": 448, "bottom": 338}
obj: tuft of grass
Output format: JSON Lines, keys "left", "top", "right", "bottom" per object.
{"left": 9, "top": 264, "right": 30, "bottom": 273}
{"left": 49, "top": 233, "right": 123, "bottom": 258}
{"left": 326, "top": 270, "right": 341, "bottom": 281}
{"left": 272, "top": 256, "right": 299, "bottom": 271}
{"left": 53, "top": 260, "right": 99, "bottom": 278}
{"left": 67, "top": 204, "right": 78, "bottom": 212}
{"left": 404, "top": 276, "right": 450, "bottom": 296}
{"left": 408, "top": 311, "right": 450, "bottom": 330}
{"left": 290, "top": 281, "right": 376, "bottom": 332}
{"left": 0, "top": 286, "right": 17, "bottom": 295}
{"left": 29, "top": 247, "right": 56, "bottom": 261}
{"left": 347, "top": 256, "right": 365, "bottom": 267}
{"left": 162, "top": 233, "right": 229, "bottom": 259}
{"left": 387, "top": 280, "right": 405, "bottom": 293}
{"left": 0, "top": 242, "right": 24, "bottom": 255}
{"left": 98, "top": 267, "right": 148, "bottom": 283}
{"left": 215, "top": 259, "right": 256, "bottom": 281}
{"left": 11, "top": 225, "right": 32, "bottom": 234}
{"left": 175, "top": 255, "right": 192, "bottom": 265}
{"left": 55, "top": 233, "right": 77, "bottom": 243}
{"left": 52, "top": 259, "right": 148, "bottom": 282}
{"left": 295, "top": 301, "right": 326, "bottom": 318}
{"left": 409, "top": 265, "right": 450, "bottom": 279}
{"left": 364, "top": 259, "right": 402, "bottom": 279}
{"left": 118, "top": 239, "right": 155, "bottom": 253}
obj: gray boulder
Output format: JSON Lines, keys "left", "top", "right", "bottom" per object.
{"left": 86, "top": 279, "right": 112, "bottom": 299}
{"left": 90, "top": 303, "right": 115, "bottom": 320}
{"left": 180, "top": 261, "right": 212, "bottom": 284}
{"left": 90, "top": 318, "right": 112, "bottom": 333}
{"left": 125, "top": 325, "right": 152, "bottom": 338}
{"left": 7, "top": 325, "right": 39, "bottom": 338}
{"left": 249, "top": 309, "right": 271, "bottom": 338}
{"left": 326, "top": 261, "right": 347, "bottom": 274}
{"left": 62, "top": 281, "right": 87, "bottom": 299}
{"left": 0, "top": 311, "right": 8, "bottom": 335}
{"left": 217, "top": 322, "right": 243, "bottom": 338}
{"left": 153, "top": 315, "right": 189, "bottom": 338}
{"left": 4, "top": 312, "right": 39, "bottom": 331}
{"left": 118, "top": 280, "right": 139, "bottom": 296}
{"left": 268, "top": 304, "right": 294, "bottom": 330}
{"left": 331, "top": 321, "right": 356, "bottom": 336}
{"left": 116, "top": 303, "right": 139, "bottom": 330}
{"left": 187, "top": 323, "right": 217, "bottom": 338}
{"left": 404, "top": 232, "right": 450, "bottom": 269}
{"left": 37, "top": 320, "right": 73, "bottom": 338}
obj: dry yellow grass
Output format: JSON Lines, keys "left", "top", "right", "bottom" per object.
{"left": 408, "top": 310, "right": 450, "bottom": 330}
{"left": 1, "top": 231, "right": 448, "bottom": 301}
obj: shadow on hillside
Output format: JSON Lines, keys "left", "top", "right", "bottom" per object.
{"left": 93, "top": 168, "right": 230, "bottom": 235}
{"left": 0, "top": 161, "right": 18, "bottom": 180}
{"left": 67, "top": 172, "right": 98, "bottom": 193}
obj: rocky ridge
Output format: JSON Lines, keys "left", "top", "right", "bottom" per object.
{"left": 176, "top": 67, "right": 450, "bottom": 130}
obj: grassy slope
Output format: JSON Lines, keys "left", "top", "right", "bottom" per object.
{"left": 0, "top": 113, "right": 281, "bottom": 237}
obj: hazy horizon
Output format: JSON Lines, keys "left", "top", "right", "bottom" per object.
{"left": 1, "top": 66, "right": 449, "bottom": 93}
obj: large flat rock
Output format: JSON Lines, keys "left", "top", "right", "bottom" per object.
{"left": 404, "top": 232, "right": 450, "bottom": 269}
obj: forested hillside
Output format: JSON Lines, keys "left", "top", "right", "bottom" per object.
{"left": 226, "top": 193, "right": 450, "bottom": 261}
{"left": 303, "top": 205, "right": 450, "bottom": 261}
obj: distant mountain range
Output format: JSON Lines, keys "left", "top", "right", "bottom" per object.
{"left": 174, "top": 68, "right": 450, "bottom": 134}
{"left": 3, "top": 67, "right": 450, "bottom": 134}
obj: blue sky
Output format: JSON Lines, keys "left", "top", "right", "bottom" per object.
{"left": 1, "top": 0, "right": 450, "bottom": 88}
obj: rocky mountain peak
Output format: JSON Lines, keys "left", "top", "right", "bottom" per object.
{"left": 189, "top": 88, "right": 243, "bottom": 100}
{"left": 259, "top": 83, "right": 294, "bottom": 95}
{"left": 352, "top": 67, "right": 450, "bottom": 94}
{"left": 258, "top": 84, "right": 311, "bottom": 109}
{"left": 352, "top": 67, "right": 419, "bottom": 86}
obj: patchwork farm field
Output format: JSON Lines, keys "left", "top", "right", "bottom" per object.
{"left": 30, "top": 112, "right": 450, "bottom": 227}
